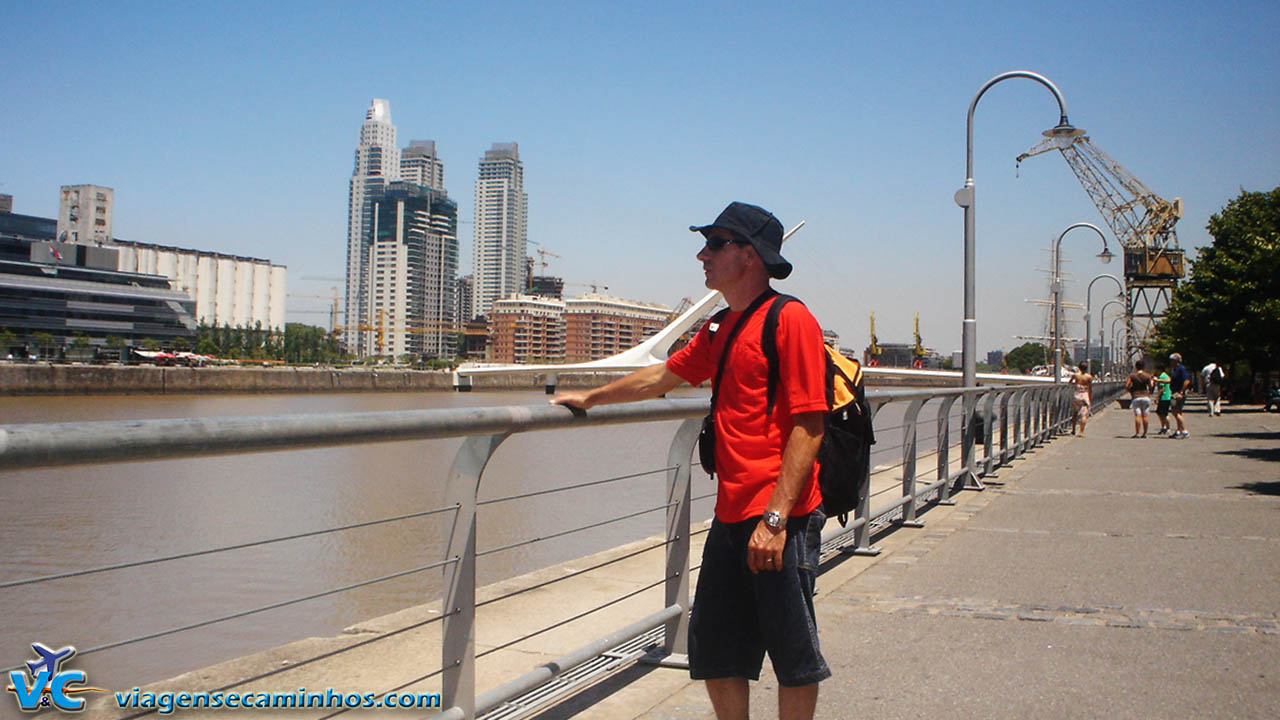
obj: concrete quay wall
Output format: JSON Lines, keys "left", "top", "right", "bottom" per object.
{"left": 0, "top": 363, "right": 607, "bottom": 396}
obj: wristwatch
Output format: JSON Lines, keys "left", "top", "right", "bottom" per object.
{"left": 762, "top": 510, "right": 784, "bottom": 530}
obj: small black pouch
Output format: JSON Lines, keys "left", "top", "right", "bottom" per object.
{"left": 698, "top": 414, "right": 717, "bottom": 474}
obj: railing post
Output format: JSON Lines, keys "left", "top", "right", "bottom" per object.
{"left": 898, "top": 397, "right": 928, "bottom": 528}
{"left": 653, "top": 417, "right": 699, "bottom": 665}
{"left": 997, "top": 390, "right": 1012, "bottom": 466}
{"left": 936, "top": 395, "right": 958, "bottom": 505}
{"left": 1022, "top": 389, "right": 1034, "bottom": 452}
{"left": 1013, "top": 386, "right": 1024, "bottom": 453}
{"left": 981, "top": 391, "right": 999, "bottom": 478}
{"left": 848, "top": 401, "right": 883, "bottom": 555}
{"left": 1029, "top": 386, "right": 1039, "bottom": 443}
{"left": 441, "top": 432, "right": 510, "bottom": 719}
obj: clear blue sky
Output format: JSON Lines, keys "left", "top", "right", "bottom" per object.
{"left": 3, "top": 1, "right": 1277, "bottom": 355}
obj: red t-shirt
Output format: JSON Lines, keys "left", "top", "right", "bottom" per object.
{"left": 667, "top": 298, "right": 827, "bottom": 523}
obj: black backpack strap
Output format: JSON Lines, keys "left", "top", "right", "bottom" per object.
{"left": 709, "top": 290, "right": 777, "bottom": 411}
{"left": 762, "top": 294, "right": 800, "bottom": 415}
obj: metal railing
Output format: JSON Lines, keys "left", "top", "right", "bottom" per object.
{"left": 0, "top": 380, "right": 1122, "bottom": 719}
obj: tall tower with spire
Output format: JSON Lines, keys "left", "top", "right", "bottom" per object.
{"left": 345, "top": 99, "right": 399, "bottom": 355}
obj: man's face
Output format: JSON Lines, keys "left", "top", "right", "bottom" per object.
{"left": 696, "top": 228, "right": 756, "bottom": 291}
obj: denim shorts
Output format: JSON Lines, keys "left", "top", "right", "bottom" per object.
{"left": 688, "top": 510, "right": 832, "bottom": 687}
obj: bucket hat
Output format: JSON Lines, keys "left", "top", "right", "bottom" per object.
{"left": 690, "top": 201, "right": 791, "bottom": 279}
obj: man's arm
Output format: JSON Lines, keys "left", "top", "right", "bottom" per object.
{"left": 747, "top": 410, "right": 825, "bottom": 574}
{"left": 549, "top": 363, "right": 686, "bottom": 410}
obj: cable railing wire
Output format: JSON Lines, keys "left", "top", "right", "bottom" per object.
{"left": 2, "top": 556, "right": 460, "bottom": 673}
{"left": 0, "top": 504, "right": 459, "bottom": 590}
{"left": 479, "top": 465, "right": 677, "bottom": 506}
{"left": 477, "top": 538, "right": 671, "bottom": 610}
{"left": 474, "top": 576, "right": 669, "bottom": 661}
{"left": 476, "top": 501, "right": 675, "bottom": 558}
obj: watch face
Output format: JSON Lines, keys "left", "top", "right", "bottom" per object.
{"left": 764, "top": 511, "right": 783, "bottom": 528}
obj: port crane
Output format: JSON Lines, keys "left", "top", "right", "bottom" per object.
{"left": 912, "top": 313, "right": 926, "bottom": 369}
{"left": 1016, "top": 128, "right": 1184, "bottom": 356}
{"left": 865, "top": 312, "right": 881, "bottom": 366}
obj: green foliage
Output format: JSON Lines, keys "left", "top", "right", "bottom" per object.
{"left": 105, "top": 335, "right": 125, "bottom": 349}
{"left": 1, "top": 328, "right": 19, "bottom": 349}
{"left": 33, "top": 331, "right": 56, "bottom": 353}
{"left": 1150, "top": 187, "right": 1280, "bottom": 374}
{"left": 1004, "top": 342, "right": 1048, "bottom": 373}
{"left": 170, "top": 336, "right": 190, "bottom": 351}
{"left": 140, "top": 337, "right": 161, "bottom": 350}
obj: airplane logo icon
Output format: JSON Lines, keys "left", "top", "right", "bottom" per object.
{"left": 25, "top": 643, "right": 76, "bottom": 679}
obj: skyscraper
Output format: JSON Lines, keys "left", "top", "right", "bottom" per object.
{"left": 400, "top": 140, "right": 444, "bottom": 191}
{"left": 365, "top": 182, "right": 458, "bottom": 359}
{"left": 346, "top": 99, "right": 399, "bottom": 356}
{"left": 472, "top": 142, "right": 527, "bottom": 318}
{"left": 345, "top": 99, "right": 458, "bottom": 358}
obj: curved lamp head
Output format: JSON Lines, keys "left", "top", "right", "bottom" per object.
{"left": 1043, "top": 122, "right": 1086, "bottom": 151}
{"left": 1097, "top": 247, "right": 1114, "bottom": 264}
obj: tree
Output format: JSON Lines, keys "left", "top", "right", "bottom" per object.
{"left": 1150, "top": 187, "right": 1280, "bottom": 377}
{"left": 33, "top": 331, "right": 56, "bottom": 357}
{"left": 1004, "top": 342, "right": 1048, "bottom": 373}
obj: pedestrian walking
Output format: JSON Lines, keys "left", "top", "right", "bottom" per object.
{"left": 1154, "top": 365, "right": 1172, "bottom": 434}
{"left": 1201, "top": 360, "right": 1224, "bottom": 416}
{"left": 551, "top": 201, "right": 830, "bottom": 720}
{"left": 1126, "top": 360, "right": 1155, "bottom": 438}
{"left": 1069, "top": 364, "right": 1093, "bottom": 436}
{"left": 1169, "top": 353, "right": 1192, "bottom": 438}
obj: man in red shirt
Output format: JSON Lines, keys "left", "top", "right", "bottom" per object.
{"left": 552, "top": 202, "right": 830, "bottom": 720}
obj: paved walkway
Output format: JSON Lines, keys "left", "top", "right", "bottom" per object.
{"left": 563, "top": 398, "right": 1280, "bottom": 719}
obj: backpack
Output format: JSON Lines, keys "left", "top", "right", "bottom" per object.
{"left": 698, "top": 292, "right": 876, "bottom": 527}
{"left": 1210, "top": 366, "right": 1224, "bottom": 384}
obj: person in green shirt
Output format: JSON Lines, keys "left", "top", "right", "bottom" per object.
{"left": 1154, "top": 367, "right": 1173, "bottom": 435}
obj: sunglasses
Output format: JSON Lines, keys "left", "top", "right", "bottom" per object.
{"left": 703, "top": 235, "right": 750, "bottom": 251}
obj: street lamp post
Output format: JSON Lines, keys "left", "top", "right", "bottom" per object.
{"left": 1098, "top": 299, "right": 1125, "bottom": 378}
{"left": 1051, "top": 223, "right": 1113, "bottom": 384}
{"left": 1084, "top": 274, "right": 1124, "bottom": 375}
{"left": 956, "top": 70, "right": 1074, "bottom": 479}
{"left": 1110, "top": 316, "right": 1127, "bottom": 375}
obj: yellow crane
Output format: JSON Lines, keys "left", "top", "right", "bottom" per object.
{"left": 912, "top": 313, "right": 926, "bottom": 368}
{"left": 866, "top": 312, "right": 882, "bottom": 366}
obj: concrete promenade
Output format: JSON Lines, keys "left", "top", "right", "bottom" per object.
{"left": 75, "top": 395, "right": 1278, "bottom": 719}
{"left": 584, "top": 397, "right": 1280, "bottom": 720}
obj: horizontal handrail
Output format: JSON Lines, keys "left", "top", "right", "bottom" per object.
{"left": 0, "top": 385, "right": 1046, "bottom": 472}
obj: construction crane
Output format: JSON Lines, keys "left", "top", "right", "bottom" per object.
{"left": 1016, "top": 128, "right": 1184, "bottom": 355}
{"left": 287, "top": 289, "right": 342, "bottom": 333}
{"left": 533, "top": 245, "right": 561, "bottom": 274}
{"left": 667, "top": 297, "right": 694, "bottom": 324}
{"left": 865, "top": 312, "right": 882, "bottom": 366}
